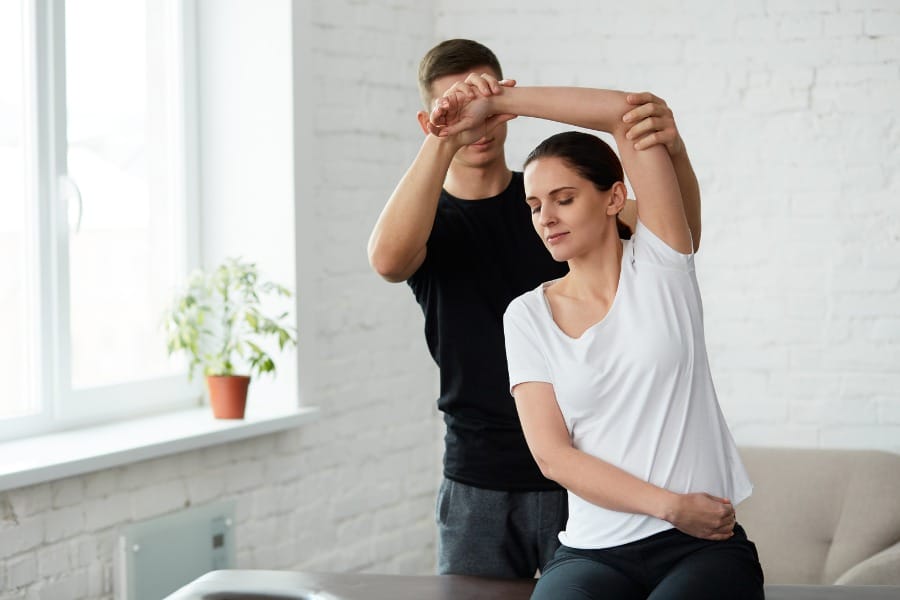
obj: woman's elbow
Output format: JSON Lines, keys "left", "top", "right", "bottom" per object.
{"left": 533, "top": 453, "right": 564, "bottom": 484}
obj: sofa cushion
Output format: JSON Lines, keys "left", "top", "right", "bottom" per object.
{"left": 738, "top": 447, "right": 900, "bottom": 584}
{"left": 834, "top": 541, "right": 900, "bottom": 585}
{"left": 824, "top": 451, "right": 900, "bottom": 583}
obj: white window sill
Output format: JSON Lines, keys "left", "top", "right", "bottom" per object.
{"left": 0, "top": 404, "right": 320, "bottom": 492}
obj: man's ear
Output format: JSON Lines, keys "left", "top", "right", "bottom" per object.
{"left": 416, "top": 110, "right": 430, "bottom": 135}
{"left": 607, "top": 181, "right": 628, "bottom": 216}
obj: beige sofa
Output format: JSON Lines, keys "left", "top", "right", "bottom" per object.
{"left": 738, "top": 446, "right": 900, "bottom": 585}
{"left": 166, "top": 446, "right": 900, "bottom": 599}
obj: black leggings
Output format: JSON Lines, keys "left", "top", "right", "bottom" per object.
{"left": 532, "top": 524, "right": 764, "bottom": 600}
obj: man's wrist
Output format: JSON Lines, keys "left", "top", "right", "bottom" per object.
{"left": 424, "top": 130, "right": 464, "bottom": 157}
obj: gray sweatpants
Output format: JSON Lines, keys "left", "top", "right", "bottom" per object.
{"left": 435, "top": 477, "right": 567, "bottom": 578}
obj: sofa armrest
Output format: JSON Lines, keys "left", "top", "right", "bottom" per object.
{"left": 834, "top": 540, "right": 900, "bottom": 585}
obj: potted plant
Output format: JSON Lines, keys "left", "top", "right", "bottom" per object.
{"left": 163, "top": 257, "right": 296, "bottom": 419}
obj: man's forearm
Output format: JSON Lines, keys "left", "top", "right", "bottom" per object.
{"left": 368, "top": 134, "right": 458, "bottom": 282}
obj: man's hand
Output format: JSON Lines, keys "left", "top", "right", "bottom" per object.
{"left": 623, "top": 92, "right": 685, "bottom": 155}
{"left": 427, "top": 72, "right": 517, "bottom": 144}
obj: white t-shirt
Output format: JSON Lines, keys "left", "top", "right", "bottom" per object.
{"left": 503, "top": 220, "right": 753, "bottom": 550}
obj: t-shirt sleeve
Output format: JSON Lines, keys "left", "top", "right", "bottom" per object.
{"left": 631, "top": 219, "right": 695, "bottom": 272}
{"left": 503, "top": 298, "right": 552, "bottom": 394}
{"left": 407, "top": 209, "right": 449, "bottom": 285}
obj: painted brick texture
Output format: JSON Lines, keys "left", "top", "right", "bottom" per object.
{"left": 435, "top": 0, "right": 900, "bottom": 450}
{"left": 1, "top": 1, "right": 897, "bottom": 598}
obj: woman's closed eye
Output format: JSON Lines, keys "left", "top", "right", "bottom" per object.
{"left": 528, "top": 198, "right": 573, "bottom": 215}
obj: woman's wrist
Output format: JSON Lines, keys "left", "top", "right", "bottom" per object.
{"left": 655, "top": 489, "right": 681, "bottom": 523}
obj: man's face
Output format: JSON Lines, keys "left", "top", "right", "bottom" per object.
{"left": 427, "top": 66, "right": 508, "bottom": 169}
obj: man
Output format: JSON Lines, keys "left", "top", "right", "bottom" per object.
{"left": 367, "top": 39, "right": 701, "bottom": 578}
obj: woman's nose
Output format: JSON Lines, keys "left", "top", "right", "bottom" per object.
{"left": 539, "top": 206, "right": 557, "bottom": 226}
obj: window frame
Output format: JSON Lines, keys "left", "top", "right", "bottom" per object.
{"left": 0, "top": 0, "right": 201, "bottom": 442}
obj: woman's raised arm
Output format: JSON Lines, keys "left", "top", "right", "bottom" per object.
{"left": 432, "top": 86, "right": 693, "bottom": 253}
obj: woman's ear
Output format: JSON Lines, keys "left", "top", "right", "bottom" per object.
{"left": 416, "top": 110, "right": 430, "bottom": 136}
{"left": 607, "top": 181, "right": 628, "bottom": 216}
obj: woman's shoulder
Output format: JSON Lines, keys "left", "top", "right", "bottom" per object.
{"left": 505, "top": 280, "right": 554, "bottom": 322}
{"left": 630, "top": 219, "right": 694, "bottom": 272}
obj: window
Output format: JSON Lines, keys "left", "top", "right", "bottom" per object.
{"left": 0, "top": 0, "right": 199, "bottom": 441}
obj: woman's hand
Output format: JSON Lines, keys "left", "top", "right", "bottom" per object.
{"left": 622, "top": 92, "right": 685, "bottom": 155}
{"left": 427, "top": 72, "right": 517, "bottom": 144}
{"left": 665, "top": 492, "right": 736, "bottom": 541}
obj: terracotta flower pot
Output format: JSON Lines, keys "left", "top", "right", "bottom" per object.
{"left": 206, "top": 375, "right": 250, "bottom": 419}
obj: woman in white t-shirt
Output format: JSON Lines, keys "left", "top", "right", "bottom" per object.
{"left": 430, "top": 83, "right": 764, "bottom": 599}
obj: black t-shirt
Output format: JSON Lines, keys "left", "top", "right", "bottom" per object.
{"left": 407, "top": 171, "right": 569, "bottom": 490}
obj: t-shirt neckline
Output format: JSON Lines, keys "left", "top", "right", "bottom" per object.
{"left": 539, "top": 240, "right": 627, "bottom": 341}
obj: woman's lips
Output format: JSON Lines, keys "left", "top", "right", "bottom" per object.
{"left": 546, "top": 232, "right": 568, "bottom": 245}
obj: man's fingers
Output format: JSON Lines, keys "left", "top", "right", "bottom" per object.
{"left": 625, "top": 117, "right": 665, "bottom": 140}
{"left": 464, "top": 72, "right": 493, "bottom": 96}
{"left": 439, "top": 118, "right": 474, "bottom": 137}
{"left": 477, "top": 72, "right": 502, "bottom": 94}
{"left": 626, "top": 91, "right": 664, "bottom": 106}
{"left": 633, "top": 132, "right": 663, "bottom": 151}
{"left": 623, "top": 101, "right": 674, "bottom": 125}
{"left": 447, "top": 80, "right": 476, "bottom": 100}
{"left": 499, "top": 78, "right": 517, "bottom": 88}
{"left": 622, "top": 104, "right": 652, "bottom": 123}
{"left": 485, "top": 113, "right": 517, "bottom": 130}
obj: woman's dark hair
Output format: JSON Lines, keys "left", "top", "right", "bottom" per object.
{"left": 524, "top": 131, "right": 632, "bottom": 239}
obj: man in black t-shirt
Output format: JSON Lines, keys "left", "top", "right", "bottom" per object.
{"left": 367, "top": 39, "right": 702, "bottom": 578}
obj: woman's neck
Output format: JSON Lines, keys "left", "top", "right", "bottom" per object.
{"left": 557, "top": 234, "right": 624, "bottom": 302}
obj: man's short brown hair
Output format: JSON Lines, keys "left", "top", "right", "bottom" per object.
{"left": 417, "top": 39, "right": 503, "bottom": 107}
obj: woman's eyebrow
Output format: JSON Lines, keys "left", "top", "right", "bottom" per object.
{"left": 525, "top": 186, "right": 576, "bottom": 203}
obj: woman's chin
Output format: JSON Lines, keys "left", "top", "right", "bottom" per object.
{"left": 546, "top": 246, "right": 571, "bottom": 263}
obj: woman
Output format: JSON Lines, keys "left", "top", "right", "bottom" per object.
{"left": 431, "top": 82, "right": 764, "bottom": 599}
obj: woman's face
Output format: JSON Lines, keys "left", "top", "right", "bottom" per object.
{"left": 523, "top": 156, "right": 616, "bottom": 262}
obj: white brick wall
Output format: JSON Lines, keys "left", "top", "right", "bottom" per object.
{"left": 435, "top": 0, "right": 900, "bottom": 451}
{"left": 1, "top": 1, "right": 897, "bottom": 598}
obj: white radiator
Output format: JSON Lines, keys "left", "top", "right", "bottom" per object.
{"left": 117, "top": 500, "right": 236, "bottom": 600}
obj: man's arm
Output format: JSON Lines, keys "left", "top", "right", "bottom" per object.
{"left": 368, "top": 76, "right": 517, "bottom": 283}
{"left": 367, "top": 133, "right": 458, "bottom": 283}
{"left": 622, "top": 93, "right": 701, "bottom": 251}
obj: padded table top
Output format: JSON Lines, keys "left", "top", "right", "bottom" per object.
{"left": 164, "top": 570, "right": 536, "bottom": 600}
{"left": 164, "top": 569, "right": 900, "bottom": 600}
